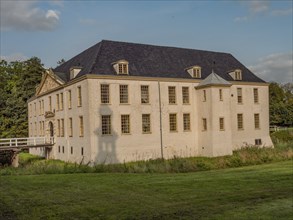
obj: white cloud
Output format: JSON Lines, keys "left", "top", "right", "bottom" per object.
{"left": 271, "top": 8, "right": 293, "bottom": 16}
{"left": 0, "top": 0, "right": 60, "bottom": 31}
{"left": 0, "top": 53, "right": 28, "bottom": 62}
{"left": 249, "top": 1, "right": 269, "bottom": 14}
{"left": 249, "top": 52, "right": 293, "bottom": 84}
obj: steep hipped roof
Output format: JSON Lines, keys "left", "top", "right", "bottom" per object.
{"left": 53, "top": 40, "right": 265, "bottom": 83}
{"left": 197, "top": 71, "right": 232, "bottom": 89}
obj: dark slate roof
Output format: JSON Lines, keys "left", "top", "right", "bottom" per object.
{"left": 53, "top": 40, "right": 265, "bottom": 83}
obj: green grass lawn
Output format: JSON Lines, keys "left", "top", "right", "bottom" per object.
{"left": 0, "top": 161, "right": 292, "bottom": 220}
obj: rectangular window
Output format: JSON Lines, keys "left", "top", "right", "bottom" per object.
{"left": 60, "top": 119, "right": 64, "bottom": 137}
{"left": 68, "top": 118, "right": 73, "bottom": 137}
{"left": 42, "top": 121, "right": 45, "bottom": 136}
{"left": 39, "top": 101, "right": 41, "bottom": 116}
{"left": 183, "top": 113, "right": 191, "bottom": 131}
{"left": 71, "top": 146, "right": 73, "bottom": 154}
{"left": 56, "top": 94, "right": 60, "bottom": 111}
{"left": 57, "top": 119, "right": 60, "bottom": 137}
{"left": 169, "top": 113, "right": 177, "bottom": 132}
{"left": 77, "top": 86, "right": 82, "bottom": 107}
{"left": 118, "top": 63, "right": 128, "bottom": 74}
{"left": 68, "top": 90, "right": 72, "bottom": 109}
{"left": 202, "top": 118, "right": 207, "bottom": 131}
{"left": 254, "top": 88, "right": 259, "bottom": 103}
{"left": 182, "top": 87, "right": 190, "bottom": 104}
{"left": 237, "top": 114, "right": 243, "bottom": 130}
{"left": 79, "top": 116, "right": 84, "bottom": 137}
{"left": 101, "top": 115, "right": 111, "bottom": 135}
{"left": 42, "top": 100, "right": 44, "bottom": 115}
{"left": 121, "top": 115, "right": 130, "bottom": 134}
{"left": 62, "top": 146, "right": 64, "bottom": 153}
{"left": 34, "top": 103, "right": 36, "bottom": 116}
{"left": 141, "top": 85, "right": 149, "bottom": 104}
{"left": 168, "top": 86, "right": 176, "bottom": 104}
{"left": 219, "top": 117, "right": 224, "bottom": 130}
{"left": 219, "top": 89, "right": 223, "bottom": 101}
{"left": 255, "top": 139, "right": 262, "bottom": 145}
{"left": 49, "top": 96, "right": 52, "bottom": 111}
{"left": 237, "top": 88, "right": 242, "bottom": 104}
{"left": 119, "top": 85, "right": 128, "bottom": 104}
{"left": 34, "top": 122, "right": 37, "bottom": 136}
{"left": 81, "top": 147, "right": 84, "bottom": 156}
{"left": 58, "top": 146, "right": 60, "bottom": 153}
{"left": 203, "top": 90, "right": 206, "bottom": 102}
{"left": 254, "top": 113, "right": 260, "bottom": 129}
{"left": 60, "top": 93, "right": 64, "bottom": 110}
{"left": 101, "top": 84, "right": 110, "bottom": 104}
{"left": 142, "top": 114, "right": 151, "bottom": 133}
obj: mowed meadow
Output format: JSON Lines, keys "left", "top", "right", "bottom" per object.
{"left": 0, "top": 129, "right": 292, "bottom": 219}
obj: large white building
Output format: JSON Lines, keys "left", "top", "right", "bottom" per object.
{"left": 28, "top": 40, "right": 273, "bottom": 164}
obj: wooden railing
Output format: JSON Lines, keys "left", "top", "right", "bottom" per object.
{"left": 0, "top": 137, "right": 54, "bottom": 150}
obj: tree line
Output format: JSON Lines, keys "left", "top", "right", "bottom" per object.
{"left": 0, "top": 58, "right": 292, "bottom": 138}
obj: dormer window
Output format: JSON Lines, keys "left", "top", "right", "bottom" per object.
{"left": 113, "top": 60, "right": 129, "bottom": 75}
{"left": 70, "top": 66, "right": 82, "bottom": 80}
{"left": 186, "top": 65, "right": 201, "bottom": 78}
{"left": 229, "top": 69, "right": 242, "bottom": 81}
{"left": 235, "top": 69, "right": 242, "bottom": 80}
{"left": 193, "top": 67, "right": 201, "bottom": 78}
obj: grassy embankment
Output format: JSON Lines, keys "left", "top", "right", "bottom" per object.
{"left": 0, "top": 161, "right": 292, "bottom": 219}
{"left": 0, "top": 129, "right": 292, "bottom": 175}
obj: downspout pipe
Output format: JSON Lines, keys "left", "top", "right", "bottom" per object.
{"left": 158, "top": 81, "right": 164, "bottom": 159}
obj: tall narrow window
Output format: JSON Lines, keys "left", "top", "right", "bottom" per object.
{"left": 219, "top": 117, "right": 224, "bottom": 130}
{"left": 57, "top": 119, "right": 60, "bottom": 137}
{"left": 60, "top": 93, "right": 64, "bottom": 110}
{"left": 253, "top": 88, "right": 259, "bottom": 104}
{"left": 237, "top": 114, "right": 243, "bottom": 130}
{"left": 168, "top": 86, "right": 176, "bottom": 104}
{"left": 119, "top": 85, "right": 128, "bottom": 104}
{"left": 121, "top": 115, "right": 130, "bottom": 134}
{"left": 183, "top": 113, "right": 191, "bottom": 131}
{"left": 102, "top": 115, "right": 111, "bottom": 135}
{"left": 42, "top": 100, "right": 44, "bottom": 115}
{"left": 141, "top": 85, "right": 149, "bottom": 104}
{"left": 81, "top": 147, "right": 84, "bottom": 156}
{"left": 68, "top": 118, "right": 73, "bottom": 137}
{"left": 142, "top": 114, "right": 151, "bottom": 133}
{"left": 71, "top": 146, "right": 73, "bottom": 154}
{"left": 193, "top": 67, "right": 201, "bottom": 78}
{"left": 34, "top": 122, "right": 37, "bottom": 136}
{"left": 237, "top": 88, "right": 242, "bottom": 104}
{"left": 39, "top": 101, "right": 41, "bottom": 116}
{"left": 254, "top": 113, "right": 260, "bottom": 129}
{"left": 203, "top": 90, "right": 206, "bottom": 102}
{"left": 182, "top": 87, "right": 190, "bottom": 104}
{"left": 202, "top": 118, "right": 207, "bottom": 131}
{"left": 42, "top": 121, "right": 45, "bottom": 136}
{"left": 29, "top": 104, "right": 32, "bottom": 117}
{"left": 68, "top": 90, "right": 72, "bottom": 109}
{"left": 169, "top": 113, "right": 177, "bottom": 132}
{"left": 235, "top": 70, "right": 242, "bottom": 80}
{"left": 56, "top": 94, "right": 60, "bottom": 111}
{"left": 39, "top": 122, "right": 42, "bottom": 136}
{"left": 49, "top": 96, "right": 52, "bottom": 111}
{"left": 77, "top": 86, "right": 82, "bottom": 107}
{"left": 60, "top": 119, "right": 64, "bottom": 137}
{"left": 101, "top": 84, "right": 110, "bottom": 104}
{"left": 219, "top": 89, "right": 223, "bottom": 101}
{"left": 79, "top": 116, "right": 84, "bottom": 137}
{"left": 34, "top": 103, "right": 36, "bottom": 116}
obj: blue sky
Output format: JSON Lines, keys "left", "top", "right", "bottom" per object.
{"left": 1, "top": 0, "right": 292, "bottom": 83}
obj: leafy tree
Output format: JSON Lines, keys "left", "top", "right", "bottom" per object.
{"left": 0, "top": 58, "right": 44, "bottom": 138}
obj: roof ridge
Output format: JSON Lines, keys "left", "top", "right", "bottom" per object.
{"left": 88, "top": 41, "right": 103, "bottom": 74}
{"left": 100, "top": 39, "right": 232, "bottom": 56}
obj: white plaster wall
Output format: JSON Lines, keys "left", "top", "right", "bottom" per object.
{"left": 230, "top": 85, "right": 273, "bottom": 149}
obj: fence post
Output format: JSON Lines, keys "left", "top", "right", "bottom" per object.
{"left": 15, "top": 139, "right": 18, "bottom": 147}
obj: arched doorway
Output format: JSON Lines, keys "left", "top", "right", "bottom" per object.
{"left": 46, "top": 121, "right": 54, "bottom": 159}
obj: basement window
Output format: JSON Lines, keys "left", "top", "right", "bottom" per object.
{"left": 255, "top": 139, "right": 262, "bottom": 145}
